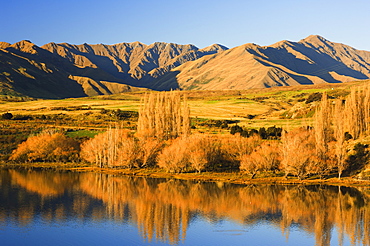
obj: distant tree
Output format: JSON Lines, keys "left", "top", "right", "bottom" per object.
{"left": 230, "top": 125, "right": 243, "bottom": 135}
{"left": 1, "top": 112, "right": 13, "bottom": 120}
{"left": 258, "top": 127, "right": 267, "bottom": 139}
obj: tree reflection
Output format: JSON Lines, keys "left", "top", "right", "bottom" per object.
{"left": 1, "top": 169, "right": 370, "bottom": 245}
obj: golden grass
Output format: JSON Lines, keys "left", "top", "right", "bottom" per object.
{"left": 0, "top": 79, "right": 368, "bottom": 130}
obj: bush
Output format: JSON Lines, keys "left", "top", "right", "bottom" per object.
{"left": 80, "top": 128, "right": 163, "bottom": 168}
{"left": 240, "top": 141, "right": 281, "bottom": 178}
{"left": 80, "top": 128, "right": 140, "bottom": 168}
{"left": 1, "top": 112, "right": 13, "bottom": 120}
{"left": 306, "top": 92, "right": 322, "bottom": 104}
{"left": 157, "top": 134, "right": 223, "bottom": 173}
{"left": 10, "top": 131, "right": 80, "bottom": 162}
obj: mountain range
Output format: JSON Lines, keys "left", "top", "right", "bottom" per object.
{"left": 1, "top": 35, "right": 370, "bottom": 98}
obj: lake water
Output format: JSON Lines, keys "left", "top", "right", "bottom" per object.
{"left": 0, "top": 169, "right": 368, "bottom": 246}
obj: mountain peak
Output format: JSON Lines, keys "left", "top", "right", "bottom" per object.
{"left": 300, "top": 35, "right": 329, "bottom": 44}
{"left": 201, "top": 44, "right": 228, "bottom": 52}
{"left": 10, "top": 40, "right": 39, "bottom": 54}
{"left": 0, "top": 42, "right": 11, "bottom": 49}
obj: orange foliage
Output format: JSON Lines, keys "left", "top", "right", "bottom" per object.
{"left": 80, "top": 128, "right": 139, "bottom": 168}
{"left": 81, "top": 127, "right": 163, "bottom": 168}
{"left": 9, "top": 132, "right": 79, "bottom": 162}
{"left": 240, "top": 141, "right": 281, "bottom": 178}
{"left": 281, "top": 128, "right": 316, "bottom": 179}
{"left": 157, "top": 134, "right": 223, "bottom": 173}
{"left": 220, "top": 134, "right": 262, "bottom": 165}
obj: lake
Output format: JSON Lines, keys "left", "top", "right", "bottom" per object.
{"left": 0, "top": 168, "right": 368, "bottom": 246}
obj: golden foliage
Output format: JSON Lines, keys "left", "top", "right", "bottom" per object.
{"left": 137, "top": 91, "right": 190, "bottom": 140}
{"left": 80, "top": 128, "right": 139, "bottom": 168}
{"left": 240, "top": 141, "right": 281, "bottom": 178}
{"left": 220, "top": 134, "right": 262, "bottom": 165}
{"left": 81, "top": 127, "right": 163, "bottom": 168}
{"left": 282, "top": 128, "right": 316, "bottom": 179}
{"left": 9, "top": 131, "right": 79, "bottom": 162}
{"left": 157, "top": 134, "right": 222, "bottom": 173}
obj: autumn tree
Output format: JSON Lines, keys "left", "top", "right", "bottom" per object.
{"left": 313, "top": 92, "right": 334, "bottom": 177}
{"left": 240, "top": 141, "right": 281, "bottom": 178}
{"left": 220, "top": 134, "right": 262, "bottom": 167}
{"left": 281, "top": 128, "right": 316, "bottom": 180}
{"left": 81, "top": 126, "right": 163, "bottom": 169}
{"left": 333, "top": 99, "right": 349, "bottom": 179}
{"left": 157, "top": 134, "right": 222, "bottom": 173}
{"left": 157, "top": 137, "right": 190, "bottom": 173}
{"left": 10, "top": 131, "right": 80, "bottom": 162}
{"left": 80, "top": 127, "right": 140, "bottom": 168}
{"left": 137, "top": 91, "right": 190, "bottom": 140}
{"left": 343, "top": 85, "right": 370, "bottom": 139}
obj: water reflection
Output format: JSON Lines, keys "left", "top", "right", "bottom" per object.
{"left": 1, "top": 169, "right": 369, "bottom": 245}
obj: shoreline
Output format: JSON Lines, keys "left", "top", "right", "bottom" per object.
{"left": 2, "top": 162, "right": 370, "bottom": 187}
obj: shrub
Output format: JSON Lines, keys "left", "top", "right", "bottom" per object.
{"left": 10, "top": 131, "right": 80, "bottom": 162}
{"left": 157, "top": 137, "right": 190, "bottom": 173}
{"left": 157, "top": 134, "right": 223, "bottom": 173}
{"left": 220, "top": 134, "right": 262, "bottom": 168}
{"left": 80, "top": 128, "right": 140, "bottom": 168}
{"left": 1, "top": 112, "right": 13, "bottom": 120}
{"left": 281, "top": 128, "right": 317, "bottom": 180}
{"left": 240, "top": 141, "right": 281, "bottom": 178}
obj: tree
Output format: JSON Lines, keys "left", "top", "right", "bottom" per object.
{"left": 314, "top": 92, "right": 334, "bottom": 177}
{"left": 221, "top": 134, "right": 262, "bottom": 168}
{"left": 157, "top": 134, "right": 222, "bottom": 173}
{"left": 333, "top": 99, "right": 349, "bottom": 179}
{"left": 80, "top": 127, "right": 140, "bottom": 168}
{"left": 281, "top": 128, "right": 316, "bottom": 180}
{"left": 240, "top": 141, "right": 281, "bottom": 178}
{"left": 137, "top": 91, "right": 190, "bottom": 140}
{"left": 157, "top": 137, "right": 190, "bottom": 173}
{"left": 1, "top": 112, "right": 13, "bottom": 120}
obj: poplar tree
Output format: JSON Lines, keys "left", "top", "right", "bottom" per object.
{"left": 333, "top": 99, "right": 348, "bottom": 179}
{"left": 137, "top": 91, "right": 191, "bottom": 140}
{"left": 314, "top": 92, "right": 334, "bottom": 176}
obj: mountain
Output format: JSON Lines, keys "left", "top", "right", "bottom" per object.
{"left": 0, "top": 40, "right": 228, "bottom": 98}
{"left": 152, "top": 35, "right": 370, "bottom": 90}
{"left": 1, "top": 36, "right": 370, "bottom": 98}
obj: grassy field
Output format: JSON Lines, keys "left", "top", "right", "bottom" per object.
{"left": 0, "top": 80, "right": 368, "bottom": 156}
{"left": 1, "top": 80, "right": 366, "bottom": 127}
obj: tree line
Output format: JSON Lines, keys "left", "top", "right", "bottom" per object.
{"left": 8, "top": 88, "right": 370, "bottom": 179}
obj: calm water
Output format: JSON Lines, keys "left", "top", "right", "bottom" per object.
{"left": 0, "top": 169, "right": 367, "bottom": 246}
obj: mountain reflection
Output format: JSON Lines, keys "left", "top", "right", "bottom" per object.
{"left": 1, "top": 169, "right": 370, "bottom": 245}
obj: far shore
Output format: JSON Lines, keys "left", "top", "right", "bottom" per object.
{"left": 2, "top": 162, "right": 370, "bottom": 188}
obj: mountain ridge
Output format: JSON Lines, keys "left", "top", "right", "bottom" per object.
{"left": 156, "top": 35, "right": 370, "bottom": 90}
{"left": 1, "top": 36, "right": 370, "bottom": 98}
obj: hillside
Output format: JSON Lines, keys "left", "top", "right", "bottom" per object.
{"left": 153, "top": 35, "right": 370, "bottom": 90}
{"left": 0, "top": 40, "right": 227, "bottom": 98}
{"left": 1, "top": 36, "right": 370, "bottom": 98}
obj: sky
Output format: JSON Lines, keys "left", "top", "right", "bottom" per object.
{"left": 1, "top": 0, "right": 370, "bottom": 51}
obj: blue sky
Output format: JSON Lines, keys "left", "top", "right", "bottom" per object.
{"left": 1, "top": 0, "right": 370, "bottom": 50}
